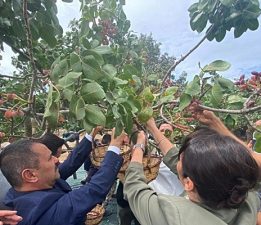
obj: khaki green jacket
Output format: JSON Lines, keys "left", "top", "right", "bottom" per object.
{"left": 124, "top": 147, "right": 259, "bottom": 225}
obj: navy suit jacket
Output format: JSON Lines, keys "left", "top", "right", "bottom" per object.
{"left": 4, "top": 137, "right": 123, "bottom": 225}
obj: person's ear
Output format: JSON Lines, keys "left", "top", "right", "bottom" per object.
{"left": 21, "top": 169, "right": 38, "bottom": 183}
{"left": 183, "top": 177, "right": 195, "bottom": 192}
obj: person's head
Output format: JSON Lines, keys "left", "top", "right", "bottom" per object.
{"left": 177, "top": 127, "right": 258, "bottom": 209}
{"left": 37, "top": 132, "right": 65, "bottom": 158}
{"left": 0, "top": 139, "right": 60, "bottom": 191}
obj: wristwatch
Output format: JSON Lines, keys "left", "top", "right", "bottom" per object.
{"left": 133, "top": 143, "right": 145, "bottom": 153}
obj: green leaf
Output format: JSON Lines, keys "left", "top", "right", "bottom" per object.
{"left": 112, "top": 104, "right": 121, "bottom": 119}
{"left": 83, "top": 119, "right": 94, "bottom": 133}
{"left": 80, "top": 82, "right": 106, "bottom": 103}
{"left": 147, "top": 74, "right": 158, "bottom": 81}
{"left": 81, "top": 37, "right": 91, "bottom": 49}
{"left": 103, "top": 64, "right": 117, "bottom": 76}
{"left": 113, "top": 77, "right": 128, "bottom": 85}
{"left": 203, "top": 60, "right": 231, "bottom": 72}
{"left": 164, "top": 86, "right": 178, "bottom": 96}
{"left": 185, "top": 76, "right": 200, "bottom": 96}
{"left": 69, "top": 94, "right": 78, "bottom": 115}
{"left": 245, "top": 19, "right": 259, "bottom": 31}
{"left": 122, "top": 65, "right": 140, "bottom": 79}
{"left": 58, "top": 72, "right": 81, "bottom": 88}
{"left": 45, "top": 104, "right": 59, "bottom": 129}
{"left": 215, "top": 28, "right": 226, "bottom": 42}
{"left": 137, "top": 107, "right": 153, "bottom": 123}
{"left": 63, "top": 88, "right": 74, "bottom": 101}
{"left": 119, "top": 104, "right": 133, "bottom": 134}
{"left": 217, "top": 77, "right": 235, "bottom": 90}
{"left": 80, "top": 20, "right": 90, "bottom": 36}
{"left": 93, "top": 45, "right": 112, "bottom": 55}
{"left": 234, "top": 22, "right": 247, "bottom": 38}
{"left": 82, "top": 62, "right": 104, "bottom": 81}
{"left": 70, "top": 53, "right": 82, "bottom": 72}
{"left": 127, "top": 95, "right": 141, "bottom": 113}
{"left": 225, "top": 114, "right": 235, "bottom": 128}
{"left": 39, "top": 23, "right": 57, "bottom": 47}
{"left": 91, "top": 39, "right": 100, "bottom": 48}
{"left": 179, "top": 93, "right": 192, "bottom": 111}
{"left": 220, "top": 0, "right": 234, "bottom": 6}
{"left": 85, "top": 105, "right": 106, "bottom": 126}
{"left": 83, "top": 50, "right": 105, "bottom": 65}
{"left": 140, "top": 87, "right": 154, "bottom": 103}
{"left": 211, "top": 83, "right": 223, "bottom": 104}
{"left": 227, "top": 95, "right": 245, "bottom": 104}
{"left": 115, "top": 120, "right": 124, "bottom": 136}
{"left": 75, "top": 97, "right": 86, "bottom": 120}
{"left": 51, "top": 59, "right": 68, "bottom": 83}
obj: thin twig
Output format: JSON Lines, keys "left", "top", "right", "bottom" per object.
{"left": 244, "top": 114, "right": 261, "bottom": 133}
{"left": 152, "top": 100, "right": 179, "bottom": 110}
{"left": 243, "top": 89, "right": 260, "bottom": 108}
{"left": 199, "top": 104, "right": 261, "bottom": 114}
{"left": 160, "top": 105, "right": 191, "bottom": 132}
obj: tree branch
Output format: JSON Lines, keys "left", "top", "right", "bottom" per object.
{"left": 160, "top": 105, "right": 191, "bottom": 132}
{"left": 199, "top": 104, "right": 261, "bottom": 114}
{"left": 161, "top": 25, "right": 214, "bottom": 86}
{"left": 23, "top": 0, "right": 38, "bottom": 111}
{"left": 244, "top": 114, "right": 261, "bottom": 133}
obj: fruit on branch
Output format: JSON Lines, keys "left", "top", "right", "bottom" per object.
{"left": 6, "top": 93, "right": 17, "bottom": 101}
{"left": 0, "top": 99, "right": 5, "bottom": 105}
{"left": 239, "top": 84, "right": 248, "bottom": 91}
{"left": 246, "top": 100, "right": 255, "bottom": 108}
{"left": 4, "top": 110, "right": 14, "bottom": 119}
{"left": 16, "top": 109, "right": 25, "bottom": 117}
{"left": 137, "top": 107, "right": 153, "bottom": 123}
{"left": 163, "top": 78, "right": 174, "bottom": 88}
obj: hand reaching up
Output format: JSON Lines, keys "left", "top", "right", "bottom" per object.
{"left": 110, "top": 128, "right": 128, "bottom": 148}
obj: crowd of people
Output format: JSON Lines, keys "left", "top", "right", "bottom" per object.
{"left": 0, "top": 109, "right": 260, "bottom": 225}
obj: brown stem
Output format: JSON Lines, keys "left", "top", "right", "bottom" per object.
{"left": 160, "top": 105, "right": 191, "bottom": 132}
{"left": 23, "top": 0, "right": 38, "bottom": 112}
{"left": 161, "top": 25, "right": 214, "bottom": 86}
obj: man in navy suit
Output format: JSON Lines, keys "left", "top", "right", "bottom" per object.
{"left": 0, "top": 128, "right": 125, "bottom": 225}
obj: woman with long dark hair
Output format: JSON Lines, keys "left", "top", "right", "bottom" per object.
{"left": 124, "top": 110, "right": 260, "bottom": 225}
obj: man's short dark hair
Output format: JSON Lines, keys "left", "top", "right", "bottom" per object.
{"left": 179, "top": 127, "right": 259, "bottom": 209}
{"left": 0, "top": 139, "right": 39, "bottom": 187}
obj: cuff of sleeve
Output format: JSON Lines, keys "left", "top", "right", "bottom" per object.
{"left": 85, "top": 134, "right": 92, "bottom": 142}
{"left": 108, "top": 146, "right": 120, "bottom": 155}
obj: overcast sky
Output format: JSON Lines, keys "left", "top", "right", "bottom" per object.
{"left": 1, "top": 0, "right": 261, "bottom": 80}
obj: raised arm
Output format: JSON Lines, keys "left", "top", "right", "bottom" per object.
{"left": 194, "top": 110, "right": 261, "bottom": 171}
{"left": 146, "top": 118, "right": 174, "bottom": 156}
{"left": 59, "top": 127, "right": 102, "bottom": 180}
